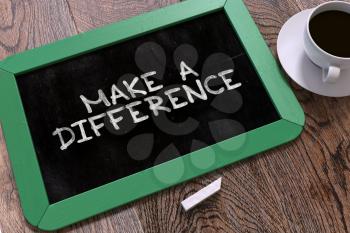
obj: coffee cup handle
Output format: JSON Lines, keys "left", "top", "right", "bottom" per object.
{"left": 322, "top": 65, "right": 341, "bottom": 83}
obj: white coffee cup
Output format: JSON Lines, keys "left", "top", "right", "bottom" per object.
{"left": 304, "top": 1, "right": 350, "bottom": 83}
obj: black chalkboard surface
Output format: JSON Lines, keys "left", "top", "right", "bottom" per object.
{"left": 15, "top": 11, "right": 280, "bottom": 204}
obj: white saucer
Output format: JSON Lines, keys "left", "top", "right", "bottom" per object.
{"left": 277, "top": 9, "right": 350, "bottom": 97}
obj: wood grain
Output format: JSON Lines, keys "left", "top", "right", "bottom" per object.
{"left": 0, "top": 0, "right": 349, "bottom": 232}
{"left": 0, "top": 0, "right": 76, "bottom": 60}
{"left": 66, "top": 0, "right": 179, "bottom": 33}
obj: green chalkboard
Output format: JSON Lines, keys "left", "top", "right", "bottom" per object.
{"left": 0, "top": 0, "right": 304, "bottom": 230}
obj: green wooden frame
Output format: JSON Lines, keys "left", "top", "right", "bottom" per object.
{"left": 0, "top": 0, "right": 304, "bottom": 230}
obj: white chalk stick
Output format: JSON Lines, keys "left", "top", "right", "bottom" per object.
{"left": 181, "top": 177, "right": 222, "bottom": 211}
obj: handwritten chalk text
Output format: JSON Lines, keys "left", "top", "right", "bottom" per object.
{"left": 52, "top": 61, "right": 241, "bottom": 150}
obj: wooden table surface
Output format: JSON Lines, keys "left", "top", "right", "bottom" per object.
{"left": 0, "top": 0, "right": 349, "bottom": 232}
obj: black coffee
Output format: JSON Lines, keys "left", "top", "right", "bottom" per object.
{"left": 309, "top": 10, "right": 350, "bottom": 57}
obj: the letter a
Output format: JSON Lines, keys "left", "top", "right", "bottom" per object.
{"left": 180, "top": 61, "right": 199, "bottom": 81}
